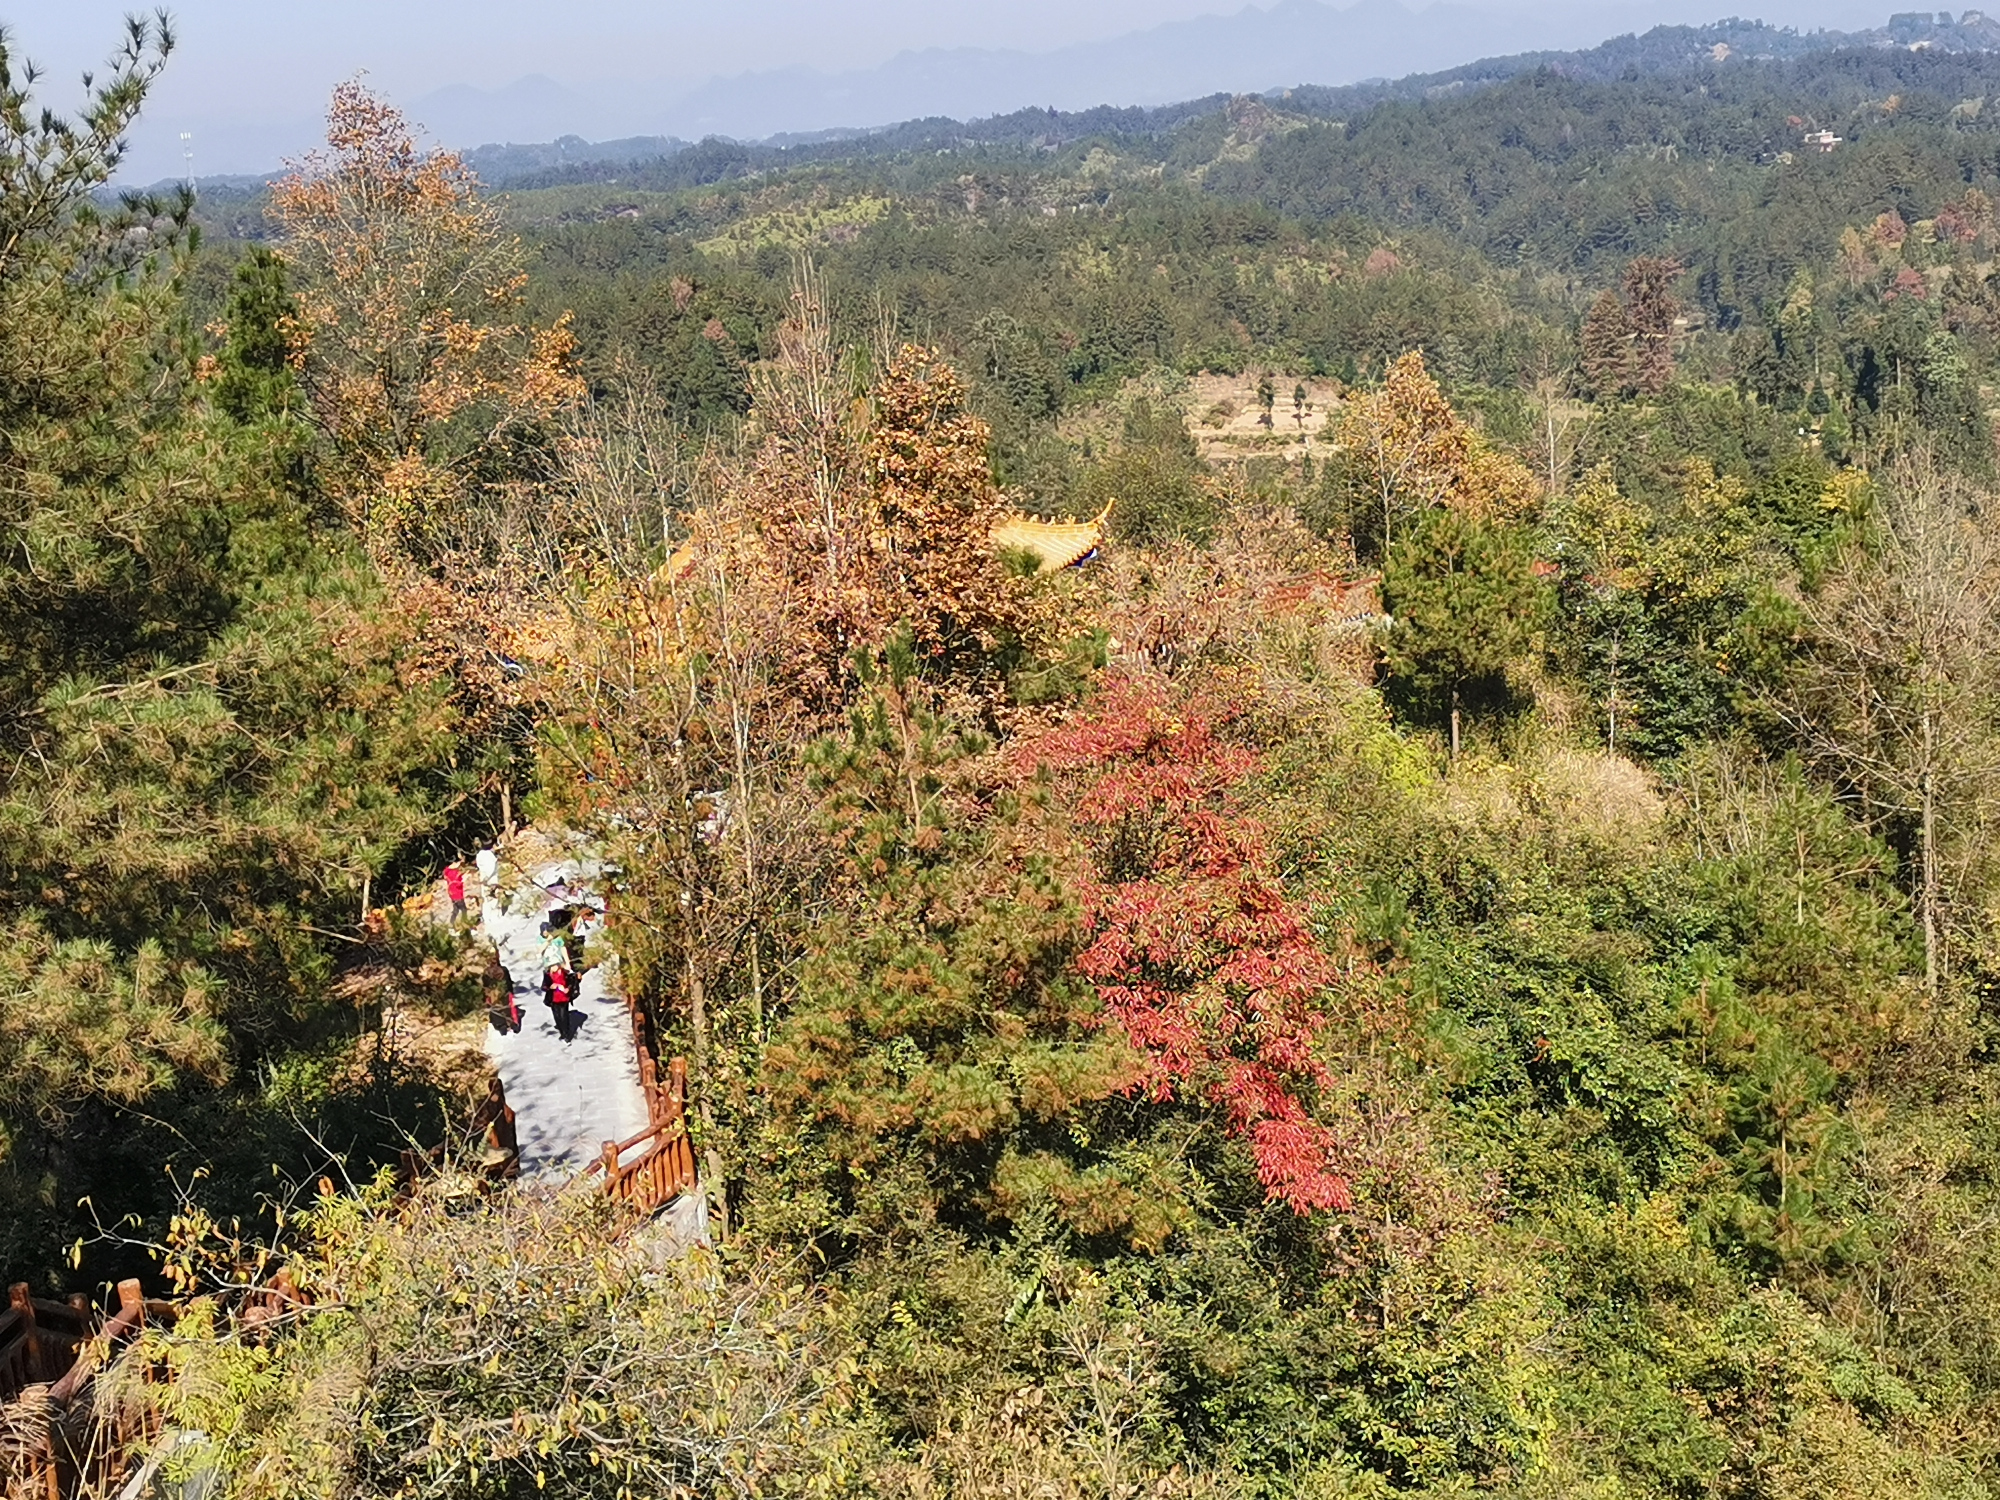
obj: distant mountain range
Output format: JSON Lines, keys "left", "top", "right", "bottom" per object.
{"left": 433, "top": 7, "right": 2000, "bottom": 187}
{"left": 434, "top": 3, "right": 2000, "bottom": 161}
{"left": 408, "top": 0, "right": 1695, "bottom": 149}
{"left": 565, "top": 0, "right": 1673, "bottom": 141}
{"left": 160, "top": 4, "right": 2000, "bottom": 193}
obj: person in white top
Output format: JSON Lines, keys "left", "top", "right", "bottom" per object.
{"left": 474, "top": 846, "right": 502, "bottom": 934}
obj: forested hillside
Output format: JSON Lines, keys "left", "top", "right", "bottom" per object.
{"left": 16, "top": 13, "right": 2000, "bottom": 1498}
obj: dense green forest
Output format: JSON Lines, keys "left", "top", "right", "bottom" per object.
{"left": 19, "top": 11, "right": 2000, "bottom": 1498}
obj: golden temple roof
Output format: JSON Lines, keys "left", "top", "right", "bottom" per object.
{"left": 661, "top": 504, "right": 1108, "bottom": 585}
{"left": 992, "top": 505, "right": 1109, "bottom": 572}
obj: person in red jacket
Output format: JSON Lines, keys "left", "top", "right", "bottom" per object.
{"left": 443, "top": 862, "right": 467, "bottom": 922}
{"left": 547, "top": 960, "right": 574, "bottom": 1041}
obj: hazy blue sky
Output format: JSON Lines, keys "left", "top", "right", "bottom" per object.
{"left": 12, "top": 0, "right": 1905, "bottom": 181}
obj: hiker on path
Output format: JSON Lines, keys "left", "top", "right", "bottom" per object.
{"left": 539, "top": 919, "right": 573, "bottom": 1025}
{"left": 475, "top": 846, "right": 503, "bottom": 934}
{"left": 483, "top": 945, "right": 519, "bottom": 1035}
{"left": 539, "top": 920, "right": 571, "bottom": 987}
{"left": 560, "top": 904, "right": 597, "bottom": 975}
{"left": 444, "top": 862, "right": 467, "bottom": 923}
{"left": 546, "top": 958, "right": 574, "bottom": 1041}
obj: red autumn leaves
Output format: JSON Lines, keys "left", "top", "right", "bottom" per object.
{"left": 1024, "top": 674, "right": 1355, "bottom": 1214}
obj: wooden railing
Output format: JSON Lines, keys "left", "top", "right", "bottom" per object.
{"left": 585, "top": 899, "right": 703, "bottom": 1220}
{"left": 586, "top": 1055, "right": 699, "bottom": 1217}
{"left": 1, "top": 1084, "right": 502, "bottom": 1497}
{"left": 1, "top": 889, "right": 687, "bottom": 1487}
{"left": 396, "top": 1076, "right": 520, "bottom": 1192}
{"left": 472, "top": 1075, "right": 521, "bottom": 1178}
{"left": 1, "top": 1279, "right": 173, "bottom": 1500}
{"left": 0, "top": 1285, "right": 102, "bottom": 1406}
{"left": 3, "top": 1272, "right": 304, "bottom": 1499}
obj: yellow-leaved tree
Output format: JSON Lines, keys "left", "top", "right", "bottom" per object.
{"left": 1316, "top": 350, "right": 1539, "bottom": 560}
{"left": 271, "top": 80, "right": 583, "bottom": 560}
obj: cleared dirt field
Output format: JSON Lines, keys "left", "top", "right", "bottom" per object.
{"left": 1183, "top": 372, "right": 1343, "bottom": 463}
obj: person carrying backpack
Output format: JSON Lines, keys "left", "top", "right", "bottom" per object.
{"left": 539, "top": 921, "right": 573, "bottom": 1034}
{"left": 547, "top": 960, "right": 574, "bottom": 1040}
{"left": 539, "top": 921, "right": 570, "bottom": 987}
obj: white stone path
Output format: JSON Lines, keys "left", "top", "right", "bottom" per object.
{"left": 479, "top": 850, "right": 650, "bottom": 1176}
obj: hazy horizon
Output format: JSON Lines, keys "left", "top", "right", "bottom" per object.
{"left": 11, "top": 0, "right": 1921, "bottom": 182}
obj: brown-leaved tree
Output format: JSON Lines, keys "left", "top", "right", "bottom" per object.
{"left": 271, "top": 80, "right": 583, "bottom": 560}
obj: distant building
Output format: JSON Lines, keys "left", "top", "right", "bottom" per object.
{"left": 1887, "top": 11, "right": 1951, "bottom": 39}
{"left": 1886, "top": 9, "right": 1992, "bottom": 39}
{"left": 1804, "top": 130, "right": 1842, "bottom": 152}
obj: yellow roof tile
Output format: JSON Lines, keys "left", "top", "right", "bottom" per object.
{"left": 990, "top": 504, "right": 1110, "bottom": 572}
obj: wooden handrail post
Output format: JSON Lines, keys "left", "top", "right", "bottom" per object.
{"left": 600, "top": 1139, "right": 619, "bottom": 1189}
{"left": 116, "top": 1280, "right": 144, "bottom": 1325}
{"left": 9, "top": 1284, "right": 38, "bottom": 1380}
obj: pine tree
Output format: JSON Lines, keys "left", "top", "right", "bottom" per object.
{"left": 727, "top": 312, "right": 1049, "bottom": 710}
{"left": 1381, "top": 509, "right": 1546, "bottom": 757}
{"left": 868, "top": 346, "right": 1041, "bottom": 681}
{"left": 211, "top": 247, "right": 301, "bottom": 424}
{"left": 0, "top": 30, "right": 459, "bottom": 1275}
{"left": 759, "top": 635, "right": 1144, "bottom": 1243}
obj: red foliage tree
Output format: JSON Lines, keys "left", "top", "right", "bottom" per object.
{"left": 1579, "top": 290, "right": 1635, "bottom": 399}
{"left": 1621, "top": 255, "right": 1683, "bottom": 396}
{"left": 1023, "top": 673, "right": 1354, "bottom": 1213}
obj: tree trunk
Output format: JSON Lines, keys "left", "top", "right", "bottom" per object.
{"left": 684, "top": 952, "right": 730, "bottom": 1237}
{"left": 1449, "top": 685, "right": 1462, "bottom": 763}
{"left": 1607, "top": 634, "right": 1620, "bottom": 753}
{"left": 720, "top": 582, "right": 765, "bottom": 1041}
{"left": 1921, "top": 708, "right": 1940, "bottom": 995}
{"left": 685, "top": 946, "right": 709, "bottom": 1090}
{"left": 1377, "top": 431, "right": 1393, "bottom": 556}
{"left": 1858, "top": 679, "right": 1871, "bottom": 824}
{"left": 1545, "top": 392, "right": 1559, "bottom": 495}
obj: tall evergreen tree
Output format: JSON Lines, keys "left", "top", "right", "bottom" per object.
{"left": 211, "top": 247, "right": 302, "bottom": 425}
{"left": 758, "top": 636, "right": 1143, "bottom": 1247}
{"left": 1623, "top": 254, "right": 1683, "bottom": 395}
{"left": 0, "top": 27, "right": 457, "bottom": 1277}
{"left": 1381, "top": 509, "right": 1546, "bottom": 757}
